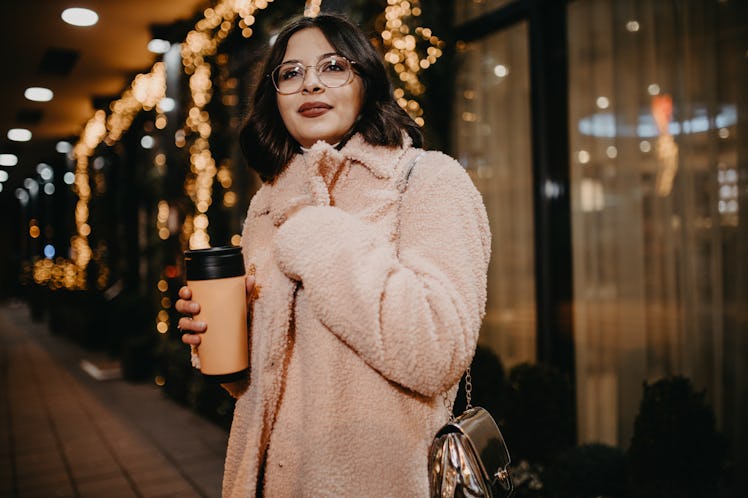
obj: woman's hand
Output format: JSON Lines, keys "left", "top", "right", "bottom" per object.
{"left": 176, "top": 275, "right": 256, "bottom": 347}
{"left": 176, "top": 286, "right": 206, "bottom": 346}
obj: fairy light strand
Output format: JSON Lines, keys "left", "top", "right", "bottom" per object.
{"left": 51, "top": 0, "right": 444, "bottom": 290}
{"left": 304, "top": 0, "right": 322, "bottom": 17}
{"left": 381, "top": 0, "right": 444, "bottom": 126}
{"left": 182, "top": 0, "right": 274, "bottom": 249}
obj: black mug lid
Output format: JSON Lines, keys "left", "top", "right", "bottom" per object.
{"left": 185, "top": 246, "right": 245, "bottom": 280}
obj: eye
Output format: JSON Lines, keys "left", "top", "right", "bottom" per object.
{"left": 279, "top": 65, "right": 303, "bottom": 80}
{"left": 319, "top": 57, "right": 347, "bottom": 73}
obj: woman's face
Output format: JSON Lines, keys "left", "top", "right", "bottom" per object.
{"left": 276, "top": 28, "right": 364, "bottom": 149}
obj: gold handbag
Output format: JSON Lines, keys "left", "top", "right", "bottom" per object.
{"left": 428, "top": 370, "right": 513, "bottom": 498}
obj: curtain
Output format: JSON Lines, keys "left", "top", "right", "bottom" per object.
{"left": 452, "top": 21, "right": 537, "bottom": 369}
{"left": 567, "top": 0, "right": 746, "bottom": 471}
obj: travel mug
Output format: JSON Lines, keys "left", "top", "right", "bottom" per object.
{"left": 184, "top": 246, "right": 248, "bottom": 382}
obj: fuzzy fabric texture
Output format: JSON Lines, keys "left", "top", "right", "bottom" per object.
{"left": 223, "top": 134, "right": 491, "bottom": 497}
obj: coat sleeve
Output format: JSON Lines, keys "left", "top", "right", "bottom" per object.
{"left": 272, "top": 152, "right": 491, "bottom": 397}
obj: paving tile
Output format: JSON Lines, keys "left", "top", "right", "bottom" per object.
{"left": 17, "top": 485, "right": 76, "bottom": 498}
{"left": 117, "top": 448, "right": 170, "bottom": 471}
{"left": 77, "top": 473, "right": 138, "bottom": 498}
{"left": 68, "top": 456, "right": 122, "bottom": 481}
{"left": 136, "top": 477, "right": 201, "bottom": 498}
{"left": 16, "top": 469, "right": 73, "bottom": 496}
{"left": 15, "top": 450, "right": 66, "bottom": 477}
{"left": 181, "top": 458, "right": 224, "bottom": 497}
{"left": 1, "top": 303, "right": 228, "bottom": 498}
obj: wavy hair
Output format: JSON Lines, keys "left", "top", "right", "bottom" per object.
{"left": 239, "top": 14, "right": 423, "bottom": 182}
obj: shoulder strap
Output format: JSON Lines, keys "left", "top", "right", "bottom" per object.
{"left": 397, "top": 150, "right": 426, "bottom": 194}
{"left": 395, "top": 150, "right": 425, "bottom": 255}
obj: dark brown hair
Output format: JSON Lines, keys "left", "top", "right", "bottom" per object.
{"left": 239, "top": 14, "right": 423, "bottom": 182}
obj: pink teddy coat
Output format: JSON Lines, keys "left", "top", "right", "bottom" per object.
{"left": 224, "top": 134, "right": 491, "bottom": 497}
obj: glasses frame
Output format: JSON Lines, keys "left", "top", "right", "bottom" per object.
{"left": 270, "top": 54, "right": 357, "bottom": 95}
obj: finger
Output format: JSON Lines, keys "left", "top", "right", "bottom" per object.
{"left": 175, "top": 299, "right": 188, "bottom": 314}
{"left": 182, "top": 333, "right": 202, "bottom": 346}
{"left": 176, "top": 299, "right": 200, "bottom": 315}
{"left": 178, "top": 286, "right": 192, "bottom": 299}
{"left": 178, "top": 317, "right": 206, "bottom": 333}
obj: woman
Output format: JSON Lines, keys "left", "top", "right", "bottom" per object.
{"left": 176, "top": 13, "right": 490, "bottom": 497}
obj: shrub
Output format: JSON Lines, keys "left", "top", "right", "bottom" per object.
{"left": 627, "top": 376, "right": 727, "bottom": 498}
{"left": 504, "top": 362, "right": 575, "bottom": 465}
{"left": 544, "top": 443, "right": 627, "bottom": 498}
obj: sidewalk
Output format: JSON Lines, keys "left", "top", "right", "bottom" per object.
{"left": 0, "top": 301, "right": 229, "bottom": 498}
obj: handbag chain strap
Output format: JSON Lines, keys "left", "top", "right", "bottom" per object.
{"left": 464, "top": 367, "right": 473, "bottom": 410}
{"left": 442, "top": 367, "right": 473, "bottom": 421}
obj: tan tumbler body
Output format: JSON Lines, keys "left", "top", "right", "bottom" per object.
{"left": 185, "top": 247, "right": 248, "bottom": 382}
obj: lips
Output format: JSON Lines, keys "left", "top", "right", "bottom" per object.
{"left": 298, "top": 101, "right": 332, "bottom": 117}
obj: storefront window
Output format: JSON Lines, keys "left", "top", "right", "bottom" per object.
{"left": 568, "top": 0, "right": 746, "bottom": 455}
{"left": 453, "top": 22, "right": 536, "bottom": 369}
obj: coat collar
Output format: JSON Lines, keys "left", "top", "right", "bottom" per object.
{"left": 305, "top": 133, "right": 412, "bottom": 181}
{"left": 248, "top": 134, "right": 413, "bottom": 222}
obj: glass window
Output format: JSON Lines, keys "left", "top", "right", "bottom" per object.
{"left": 452, "top": 22, "right": 536, "bottom": 369}
{"left": 454, "top": 0, "right": 515, "bottom": 25}
{"left": 568, "top": 0, "right": 746, "bottom": 455}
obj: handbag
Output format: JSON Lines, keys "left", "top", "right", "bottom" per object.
{"left": 395, "top": 152, "right": 513, "bottom": 496}
{"left": 427, "top": 371, "right": 514, "bottom": 498}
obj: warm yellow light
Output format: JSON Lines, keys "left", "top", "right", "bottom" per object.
{"left": 380, "top": 0, "right": 441, "bottom": 124}
{"left": 223, "top": 191, "right": 237, "bottom": 207}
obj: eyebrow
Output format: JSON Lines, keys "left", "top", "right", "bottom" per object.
{"left": 280, "top": 52, "right": 339, "bottom": 65}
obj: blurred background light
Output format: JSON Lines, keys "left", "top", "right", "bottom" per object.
{"left": 8, "top": 128, "right": 32, "bottom": 142}
{"left": 24, "top": 87, "right": 54, "bottom": 102}
{"left": 61, "top": 7, "right": 99, "bottom": 27}
{"left": 0, "top": 154, "right": 18, "bottom": 166}
{"left": 56, "top": 141, "right": 73, "bottom": 154}
{"left": 148, "top": 39, "right": 171, "bottom": 54}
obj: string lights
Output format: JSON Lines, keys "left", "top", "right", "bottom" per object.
{"left": 36, "top": 0, "right": 442, "bottom": 291}
{"left": 380, "top": 0, "right": 444, "bottom": 126}
{"left": 182, "top": 0, "right": 274, "bottom": 249}
{"left": 304, "top": 0, "right": 322, "bottom": 17}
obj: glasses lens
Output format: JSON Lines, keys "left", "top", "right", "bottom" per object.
{"left": 316, "top": 56, "right": 352, "bottom": 88}
{"left": 273, "top": 62, "right": 305, "bottom": 94}
{"left": 272, "top": 56, "right": 353, "bottom": 94}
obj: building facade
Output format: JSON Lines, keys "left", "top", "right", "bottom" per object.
{"left": 453, "top": 0, "right": 746, "bottom": 487}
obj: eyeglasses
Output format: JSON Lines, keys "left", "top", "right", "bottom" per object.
{"left": 270, "top": 55, "right": 356, "bottom": 95}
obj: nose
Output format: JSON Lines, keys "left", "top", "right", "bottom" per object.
{"left": 300, "top": 67, "right": 323, "bottom": 94}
